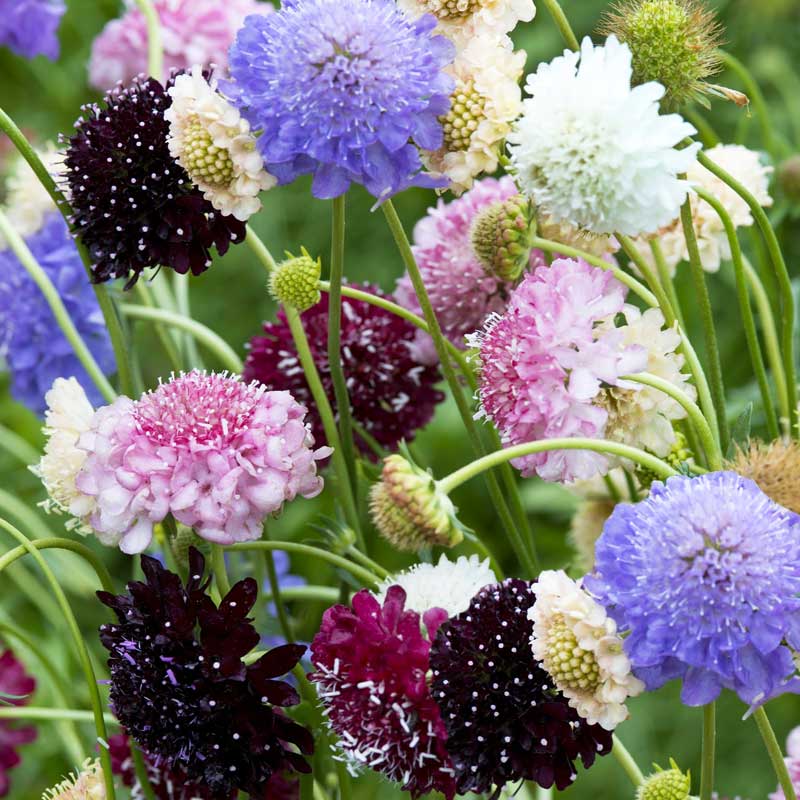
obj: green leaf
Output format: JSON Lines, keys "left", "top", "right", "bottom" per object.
{"left": 726, "top": 402, "right": 753, "bottom": 460}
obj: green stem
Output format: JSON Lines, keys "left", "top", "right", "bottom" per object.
{"left": 0, "top": 520, "right": 116, "bottom": 799}
{"left": 0, "top": 210, "right": 116, "bottom": 402}
{"left": 345, "top": 547, "right": 391, "bottom": 580}
{"left": 0, "top": 706, "right": 118, "bottom": 724}
{"left": 263, "top": 531, "right": 295, "bottom": 642}
{"left": 263, "top": 585, "right": 341, "bottom": 604}
{"left": 439, "top": 438, "right": 677, "bottom": 495}
{"left": 612, "top": 734, "right": 645, "bottom": 786}
{"left": 210, "top": 544, "right": 232, "bottom": 597}
{"left": 649, "top": 238, "right": 686, "bottom": 330}
{"left": 133, "top": 282, "right": 184, "bottom": 372}
{"left": 700, "top": 703, "right": 716, "bottom": 800}
{"left": 133, "top": 0, "right": 163, "bottom": 80}
{"left": 0, "top": 424, "right": 40, "bottom": 465}
{"left": 227, "top": 541, "right": 380, "bottom": 588}
{"left": 173, "top": 273, "right": 204, "bottom": 368}
{"left": 754, "top": 706, "right": 797, "bottom": 800}
{"left": 684, "top": 109, "right": 721, "bottom": 148}
{"left": 131, "top": 743, "right": 158, "bottom": 800}
{"left": 538, "top": 0, "right": 579, "bottom": 49}
{"left": 679, "top": 199, "right": 730, "bottom": 451}
{"left": 694, "top": 187, "right": 779, "bottom": 440}
{"left": 120, "top": 304, "right": 243, "bottom": 372}
{"left": 382, "top": 199, "right": 538, "bottom": 576}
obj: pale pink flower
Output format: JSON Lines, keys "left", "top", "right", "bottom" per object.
{"left": 770, "top": 727, "right": 800, "bottom": 800}
{"left": 75, "top": 371, "right": 329, "bottom": 554}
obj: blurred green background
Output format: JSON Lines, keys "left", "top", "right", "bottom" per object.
{"left": 2, "top": 0, "right": 800, "bottom": 797}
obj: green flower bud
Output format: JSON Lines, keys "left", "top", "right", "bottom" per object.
{"left": 471, "top": 194, "right": 534, "bottom": 282}
{"left": 636, "top": 431, "right": 691, "bottom": 490}
{"left": 269, "top": 248, "right": 322, "bottom": 311}
{"left": 637, "top": 760, "right": 691, "bottom": 800}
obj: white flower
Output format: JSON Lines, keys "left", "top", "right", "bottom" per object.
{"left": 508, "top": 35, "right": 700, "bottom": 236}
{"left": 165, "top": 66, "right": 276, "bottom": 221}
{"left": 424, "top": 34, "right": 525, "bottom": 193}
{"left": 32, "top": 377, "right": 97, "bottom": 526}
{"left": 529, "top": 569, "right": 644, "bottom": 730}
{"left": 375, "top": 554, "right": 496, "bottom": 619}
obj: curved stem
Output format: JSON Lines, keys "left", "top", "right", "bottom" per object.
{"left": 700, "top": 703, "right": 716, "bottom": 800}
{"left": 263, "top": 585, "right": 341, "bottom": 604}
{"left": 0, "top": 520, "right": 116, "bottom": 799}
{"left": 133, "top": 282, "right": 184, "bottom": 372}
{"left": 754, "top": 705, "right": 797, "bottom": 800}
{"left": 612, "top": 734, "right": 645, "bottom": 786}
{"left": 538, "top": 0, "right": 579, "bottom": 49}
{"left": 0, "top": 210, "right": 115, "bottom": 402}
{"left": 439, "top": 439, "right": 677, "bottom": 495}
{"left": 133, "top": 0, "right": 163, "bottom": 81}
{"left": 345, "top": 547, "right": 391, "bottom": 580}
{"left": 0, "top": 706, "right": 118, "bottom": 725}
{"left": 210, "top": 543, "right": 231, "bottom": 597}
{"left": 649, "top": 238, "right": 686, "bottom": 329}
{"left": 0, "top": 424, "right": 40, "bottom": 466}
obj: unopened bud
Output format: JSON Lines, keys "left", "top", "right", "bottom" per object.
{"left": 471, "top": 194, "right": 533, "bottom": 282}
{"left": 269, "top": 248, "right": 322, "bottom": 311}
{"left": 637, "top": 760, "right": 691, "bottom": 800}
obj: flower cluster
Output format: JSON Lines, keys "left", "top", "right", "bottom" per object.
{"left": 0, "top": 649, "right": 36, "bottom": 798}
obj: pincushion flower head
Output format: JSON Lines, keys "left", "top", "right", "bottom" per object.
{"left": 244, "top": 288, "right": 443, "bottom": 455}
{"left": 586, "top": 472, "right": 800, "bottom": 706}
{"left": 75, "top": 371, "right": 329, "bottom": 554}
{"left": 226, "top": 0, "right": 455, "bottom": 200}
{"left": 310, "top": 586, "right": 457, "bottom": 798}
{"left": 0, "top": 214, "right": 115, "bottom": 415}
{"left": 529, "top": 570, "right": 644, "bottom": 730}
{"left": 508, "top": 35, "right": 700, "bottom": 236}
{"left": 429, "top": 579, "right": 613, "bottom": 795}
{"left": 88, "top": 0, "right": 271, "bottom": 91}
{"left": 64, "top": 75, "right": 245, "bottom": 287}
{"left": 0, "top": 649, "right": 36, "bottom": 798}
{"left": 42, "top": 759, "right": 105, "bottom": 800}
{"left": 0, "top": 0, "right": 65, "bottom": 60}
{"left": 99, "top": 549, "right": 313, "bottom": 796}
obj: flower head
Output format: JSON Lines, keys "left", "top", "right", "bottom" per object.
{"left": 88, "top": 0, "right": 271, "bottom": 91}
{"left": 471, "top": 192, "right": 533, "bottom": 282}
{"left": 64, "top": 75, "right": 245, "bottom": 286}
{"left": 530, "top": 570, "right": 644, "bottom": 730}
{"left": 508, "top": 35, "right": 699, "bottom": 236}
{"left": 429, "top": 579, "right": 613, "bottom": 794}
{"left": 268, "top": 250, "right": 322, "bottom": 312}
{"left": 98, "top": 549, "right": 313, "bottom": 796}
{"left": 637, "top": 760, "right": 691, "bottom": 800}
{"left": 309, "top": 586, "right": 457, "bottom": 799}
{"left": 166, "top": 67, "right": 275, "bottom": 221}
{"left": 226, "top": 0, "right": 454, "bottom": 200}
{"left": 586, "top": 472, "right": 800, "bottom": 705}
{"left": 244, "top": 288, "right": 443, "bottom": 455}
{"left": 75, "top": 371, "right": 328, "bottom": 553}
{"left": 0, "top": 649, "right": 37, "bottom": 798}
{"left": 728, "top": 438, "right": 800, "bottom": 514}
{"left": 42, "top": 759, "right": 105, "bottom": 800}
{"left": 0, "top": 214, "right": 115, "bottom": 414}
{"left": 395, "top": 176, "right": 520, "bottom": 364}
{"left": 0, "top": 0, "right": 64, "bottom": 60}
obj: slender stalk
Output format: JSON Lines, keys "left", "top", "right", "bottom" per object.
{"left": 172, "top": 274, "right": 203, "bottom": 368}
{"left": 131, "top": 743, "right": 158, "bottom": 800}
{"left": 754, "top": 706, "right": 798, "bottom": 800}
{"left": 0, "top": 520, "right": 116, "bottom": 799}
{"left": 0, "top": 707, "right": 118, "bottom": 724}
{"left": 612, "top": 734, "right": 645, "bottom": 786}
{"left": 539, "top": 0, "right": 579, "bottom": 49}
{"left": 345, "top": 547, "right": 391, "bottom": 580}
{"left": 263, "top": 585, "right": 341, "bottom": 604}
{"left": 439, "top": 439, "right": 677, "bottom": 495}
{"left": 133, "top": 282, "right": 184, "bottom": 372}
{"left": 700, "top": 703, "right": 716, "bottom": 800}
{"left": 0, "top": 210, "right": 115, "bottom": 402}
{"left": 684, "top": 109, "right": 721, "bottom": 148}
{"left": 210, "top": 544, "right": 232, "bottom": 597}
{"left": 0, "top": 424, "right": 40, "bottom": 466}
{"left": 133, "top": 0, "right": 164, "bottom": 81}
{"left": 649, "top": 238, "right": 686, "bottom": 329}
{"left": 263, "top": 536, "right": 295, "bottom": 642}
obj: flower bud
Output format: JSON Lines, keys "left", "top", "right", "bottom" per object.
{"left": 635, "top": 431, "right": 691, "bottom": 490}
{"left": 269, "top": 248, "right": 322, "bottom": 311}
{"left": 636, "top": 761, "right": 691, "bottom": 800}
{"left": 471, "top": 194, "right": 533, "bottom": 282}
{"left": 369, "top": 453, "right": 465, "bottom": 551}
{"left": 779, "top": 155, "right": 800, "bottom": 203}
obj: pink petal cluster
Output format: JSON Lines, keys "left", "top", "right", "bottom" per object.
{"left": 75, "top": 371, "right": 329, "bottom": 554}
{"left": 770, "top": 727, "right": 800, "bottom": 800}
{"left": 88, "top": 0, "right": 272, "bottom": 91}
{"left": 472, "top": 258, "right": 646, "bottom": 483}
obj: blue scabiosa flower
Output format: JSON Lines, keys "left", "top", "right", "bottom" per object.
{"left": 0, "top": 213, "right": 115, "bottom": 415}
{"left": 226, "top": 0, "right": 455, "bottom": 200}
{"left": 0, "top": 0, "right": 65, "bottom": 60}
{"left": 586, "top": 472, "right": 800, "bottom": 706}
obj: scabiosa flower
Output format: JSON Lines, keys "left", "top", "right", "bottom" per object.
{"left": 88, "top": 0, "right": 271, "bottom": 91}
{"left": 769, "top": 727, "right": 800, "bottom": 800}
{"left": 429, "top": 579, "right": 613, "bottom": 795}
{"left": 98, "top": 549, "right": 313, "bottom": 796}
{"left": 244, "top": 289, "right": 443, "bottom": 455}
{"left": 310, "top": 587, "right": 457, "bottom": 799}
{"left": 0, "top": 649, "right": 36, "bottom": 798}
{"left": 0, "top": 0, "right": 65, "bottom": 60}
{"left": 75, "top": 371, "right": 328, "bottom": 553}
{"left": 64, "top": 76, "right": 245, "bottom": 287}
{"left": 226, "top": 0, "right": 454, "bottom": 200}
{"left": 42, "top": 759, "right": 105, "bottom": 800}
{"left": 530, "top": 570, "right": 644, "bottom": 730}
{"left": 471, "top": 192, "right": 534, "bottom": 282}
{"left": 424, "top": 34, "right": 525, "bottom": 194}
{"left": 395, "top": 176, "right": 520, "bottom": 364}
{"left": 637, "top": 760, "right": 691, "bottom": 800}
{"left": 508, "top": 35, "right": 699, "bottom": 236}
{"left": 268, "top": 250, "right": 322, "bottom": 312}
{"left": 586, "top": 472, "right": 800, "bottom": 706}
{"left": 0, "top": 214, "right": 115, "bottom": 414}
{"left": 728, "top": 439, "right": 800, "bottom": 514}
{"left": 470, "top": 258, "right": 647, "bottom": 483}
{"left": 165, "top": 66, "right": 276, "bottom": 221}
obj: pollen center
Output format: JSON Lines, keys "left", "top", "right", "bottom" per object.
{"left": 421, "top": 0, "right": 485, "bottom": 19}
{"left": 541, "top": 615, "right": 601, "bottom": 693}
{"left": 180, "top": 117, "right": 234, "bottom": 187}
{"left": 440, "top": 80, "right": 487, "bottom": 152}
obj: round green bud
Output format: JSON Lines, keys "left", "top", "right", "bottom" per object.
{"left": 471, "top": 194, "right": 534, "bottom": 282}
{"left": 779, "top": 155, "right": 800, "bottom": 204}
{"left": 172, "top": 523, "right": 208, "bottom": 568}
{"left": 269, "top": 248, "right": 322, "bottom": 311}
{"left": 636, "top": 431, "right": 691, "bottom": 490}
{"left": 636, "top": 761, "right": 691, "bottom": 800}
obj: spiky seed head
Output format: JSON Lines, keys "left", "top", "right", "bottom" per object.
{"left": 727, "top": 438, "right": 800, "bottom": 514}
{"left": 269, "top": 248, "right": 322, "bottom": 311}
{"left": 636, "top": 760, "right": 691, "bottom": 800}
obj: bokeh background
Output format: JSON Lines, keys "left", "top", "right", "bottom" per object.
{"left": 2, "top": 0, "right": 800, "bottom": 796}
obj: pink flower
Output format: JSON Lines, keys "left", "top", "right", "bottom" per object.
{"left": 770, "top": 727, "right": 800, "bottom": 800}
{"left": 88, "top": 0, "right": 271, "bottom": 91}
{"left": 0, "top": 650, "right": 36, "bottom": 798}
{"left": 75, "top": 371, "right": 329, "bottom": 554}
{"left": 471, "top": 258, "right": 647, "bottom": 483}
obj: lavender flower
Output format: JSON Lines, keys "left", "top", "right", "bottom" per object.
{"left": 0, "top": 0, "right": 65, "bottom": 60}
{"left": 226, "top": 0, "right": 454, "bottom": 200}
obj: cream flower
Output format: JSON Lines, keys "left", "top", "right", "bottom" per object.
{"left": 530, "top": 569, "right": 644, "bottom": 730}
{"left": 43, "top": 758, "right": 105, "bottom": 799}
{"left": 165, "top": 66, "right": 276, "bottom": 221}
{"left": 425, "top": 34, "right": 524, "bottom": 193}
{"left": 375, "top": 554, "right": 496, "bottom": 619}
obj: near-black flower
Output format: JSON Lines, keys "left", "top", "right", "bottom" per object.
{"left": 429, "top": 578, "right": 613, "bottom": 797}
{"left": 97, "top": 548, "right": 313, "bottom": 797}
{"left": 64, "top": 75, "right": 245, "bottom": 287}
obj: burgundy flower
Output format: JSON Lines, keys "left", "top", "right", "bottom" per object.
{"left": 244, "top": 287, "right": 444, "bottom": 458}
{"left": 429, "top": 579, "right": 613, "bottom": 797}
{"left": 0, "top": 650, "right": 36, "bottom": 798}
{"left": 309, "top": 587, "right": 456, "bottom": 799}
{"left": 98, "top": 548, "right": 312, "bottom": 797}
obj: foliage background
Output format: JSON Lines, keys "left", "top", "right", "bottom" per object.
{"left": 1, "top": 0, "right": 800, "bottom": 796}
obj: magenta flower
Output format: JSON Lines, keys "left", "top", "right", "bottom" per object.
{"left": 75, "top": 371, "right": 330, "bottom": 553}
{"left": 0, "top": 650, "right": 36, "bottom": 798}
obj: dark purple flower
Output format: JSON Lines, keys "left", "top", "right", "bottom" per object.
{"left": 97, "top": 548, "right": 313, "bottom": 797}
{"left": 0, "top": 0, "right": 65, "bottom": 60}
{"left": 0, "top": 650, "right": 36, "bottom": 798}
